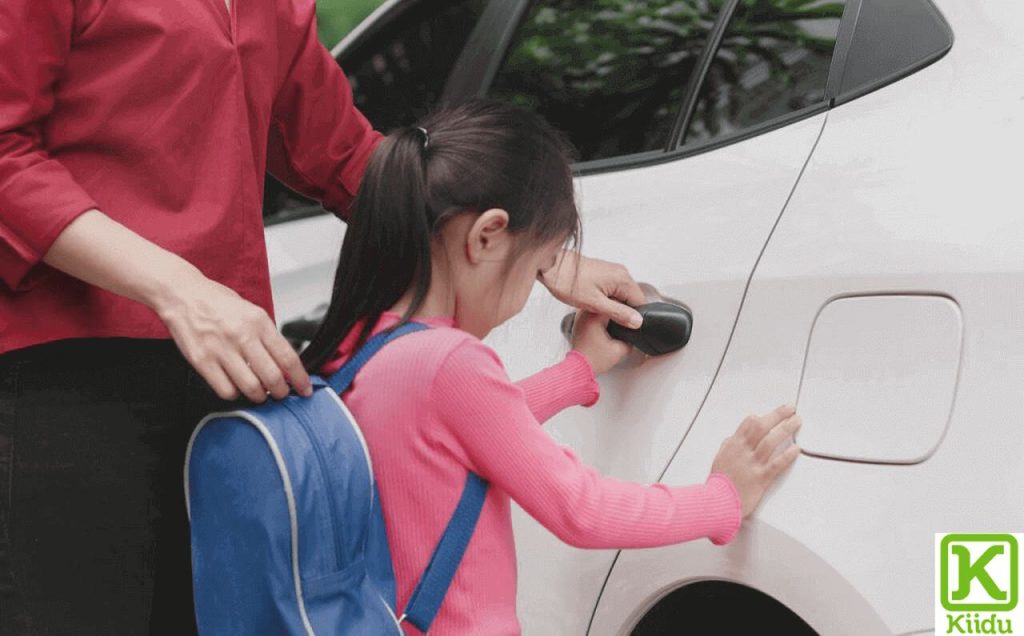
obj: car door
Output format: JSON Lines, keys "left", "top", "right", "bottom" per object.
{"left": 263, "top": 0, "right": 489, "bottom": 339}
{"left": 264, "top": 0, "right": 849, "bottom": 631}
{"left": 463, "top": 1, "right": 849, "bottom": 633}
{"left": 590, "top": 2, "right": 1021, "bottom": 634}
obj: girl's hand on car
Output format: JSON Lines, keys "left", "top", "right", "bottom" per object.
{"left": 155, "top": 270, "right": 313, "bottom": 403}
{"left": 710, "top": 404, "right": 802, "bottom": 517}
{"left": 571, "top": 310, "right": 632, "bottom": 375}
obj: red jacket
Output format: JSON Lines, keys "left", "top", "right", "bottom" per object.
{"left": 0, "top": 0, "right": 381, "bottom": 354}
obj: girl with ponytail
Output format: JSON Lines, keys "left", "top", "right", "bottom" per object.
{"left": 303, "top": 99, "right": 800, "bottom": 634}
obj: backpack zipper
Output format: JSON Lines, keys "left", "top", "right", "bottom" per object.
{"left": 293, "top": 405, "right": 345, "bottom": 571}
{"left": 319, "top": 391, "right": 404, "bottom": 633}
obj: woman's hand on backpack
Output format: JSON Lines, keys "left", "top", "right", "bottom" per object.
{"left": 570, "top": 310, "right": 631, "bottom": 375}
{"left": 153, "top": 268, "right": 313, "bottom": 403}
{"left": 40, "top": 208, "right": 312, "bottom": 403}
{"left": 710, "top": 404, "right": 802, "bottom": 518}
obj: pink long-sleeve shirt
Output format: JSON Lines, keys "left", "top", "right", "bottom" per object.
{"left": 322, "top": 312, "right": 742, "bottom": 634}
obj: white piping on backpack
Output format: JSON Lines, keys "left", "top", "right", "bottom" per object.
{"left": 185, "top": 411, "right": 317, "bottom": 636}
{"left": 321, "top": 390, "right": 403, "bottom": 634}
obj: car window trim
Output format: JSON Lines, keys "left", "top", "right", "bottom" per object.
{"left": 829, "top": 0, "right": 953, "bottom": 107}
{"left": 823, "top": 0, "right": 863, "bottom": 104}
{"left": 573, "top": 100, "right": 829, "bottom": 177}
{"left": 577, "top": 0, "right": 859, "bottom": 176}
{"left": 329, "top": 0, "right": 407, "bottom": 59}
{"left": 469, "top": 0, "right": 839, "bottom": 178}
{"left": 473, "top": 0, "right": 742, "bottom": 172}
{"left": 665, "top": 0, "right": 742, "bottom": 150}
{"left": 442, "top": 0, "right": 532, "bottom": 102}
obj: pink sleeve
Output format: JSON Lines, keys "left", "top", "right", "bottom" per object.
{"left": 514, "top": 350, "right": 600, "bottom": 425}
{"left": 432, "top": 340, "right": 742, "bottom": 549}
{"left": 0, "top": 0, "right": 99, "bottom": 290}
{"left": 266, "top": 0, "right": 382, "bottom": 221}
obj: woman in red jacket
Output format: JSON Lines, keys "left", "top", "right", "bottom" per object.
{"left": 0, "top": 1, "right": 645, "bottom": 633}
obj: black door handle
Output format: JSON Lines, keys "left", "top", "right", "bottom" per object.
{"left": 561, "top": 301, "right": 693, "bottom": 356}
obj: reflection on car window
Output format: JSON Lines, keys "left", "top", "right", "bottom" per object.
{"left": 263, "top": 0, "right": 486, "bottom": 225}
{"left": 683, "top": 0, "right": 845, "bottom": 145}
{"left": 345, "top": 0, "right": 487, "bottom": 133}
{"left": 488, "top": 0, "right": 724, "bottom": 163}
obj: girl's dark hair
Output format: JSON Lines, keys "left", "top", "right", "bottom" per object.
{"left": 300, "top": 98, "right": 581, "bottom": 373}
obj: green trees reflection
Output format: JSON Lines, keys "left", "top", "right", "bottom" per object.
{"left": 490, "top": 0, "right": 844, "bottom": 160}
{"left": 316, "top": 0, "right": 387, "bottom": 47}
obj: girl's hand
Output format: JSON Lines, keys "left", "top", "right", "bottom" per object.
{"left": 571, "top": 310, "right": 631, "bottom": 375}
{"left": 541, "top": 251, "right": 645, "bottom": 329}
{"left": 710, "top": 404, "right": 802, "bottom": 517}
{"left": 154, "top": 270, "right": 313, "bottom": 403}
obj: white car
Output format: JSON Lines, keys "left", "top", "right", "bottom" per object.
{"left": 263, "top": 0, "right": 1024, "bottom": 633}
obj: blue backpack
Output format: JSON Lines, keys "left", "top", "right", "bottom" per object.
{"left": 185, "top": 322, "right": 488, "bottom": 634}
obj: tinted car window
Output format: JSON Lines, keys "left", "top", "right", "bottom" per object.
{"left": 488, "top": 0, "right": 725, "bottom": 163}
{"left": 683, "top": 0, "right": 845, "bottom": 145}
{"left": 263, "top": 0, "right": 486, "bottom": 225}
{"left": 344, "top": 0, "right": 488, "bottom": 132}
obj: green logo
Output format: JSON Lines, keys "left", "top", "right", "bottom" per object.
{"left": 941, "top": 534, "right": 1018, "bottom": 612}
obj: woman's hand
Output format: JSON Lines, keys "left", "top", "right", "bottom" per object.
{"left": 154, "top": 271, "right": 313, "bottom": 403}
{"left": 540, "top": 251, "right": 645, "bottom": 329}
{"left": 570, "top": 310, "right": 631, "bottom": 375}
{"left": 42, "top": 209, "right": 312, "bottom": 403}
{"left": 710, "top": 404, "right": 802, "bottom": 517}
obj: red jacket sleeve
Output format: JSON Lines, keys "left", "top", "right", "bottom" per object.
{"left": 267, "top": 0, "right": 383, "bottom": 221}
{"left": 0, "top": 0, "right": 99, "bottom": 291}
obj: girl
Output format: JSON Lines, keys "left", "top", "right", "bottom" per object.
{"left": 301, "top": 99, "right": 801, "bottom": 635}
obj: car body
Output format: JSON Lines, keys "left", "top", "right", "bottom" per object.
{"left": 262, "top": 0, "right": 1024, "bottom": 633}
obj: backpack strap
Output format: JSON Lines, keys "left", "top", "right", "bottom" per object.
{"left": 324, "top": 321, "right": 430, "bottom": 394}
{"left": 322, "top": 318, "right": 490, "bottom": 631}
{"left": 402, "top": 472, "right": 489, "bottom": 632}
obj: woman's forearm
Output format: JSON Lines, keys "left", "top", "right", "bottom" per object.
{"left": 42, "top": 208, "right": 312, "bottom": 402}
{"left": 42, "top": 208, "right": 203, "bottom": 316}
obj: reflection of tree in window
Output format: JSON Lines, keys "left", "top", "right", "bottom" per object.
{"left": 490, "top": 0, "right": 725, "bottom": 163}
{"left": 684, "top": 0, "right": 845, "bottom": 144}
{"left": 346, "top": 0, "right": 486, "bottom": 133}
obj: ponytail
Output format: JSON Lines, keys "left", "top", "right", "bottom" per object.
{"left": 300, "top": 127, "right": 435, "bottom": 372}
{"left": 300, "top": 99, "right": 581, "bottom": 374}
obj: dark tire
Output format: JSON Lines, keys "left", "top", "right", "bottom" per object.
{"left": 630, "top": 581, "right": 818, "bottom": 635}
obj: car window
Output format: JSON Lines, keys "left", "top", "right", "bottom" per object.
{"left": 343, "top": 0, "right": 488, "bottom": 132}
{"left": 833, "top": 0, "right": 952, "bottom": 105}
{"left": 487, "top": 0, "right": 726, "bottom": 164}
{"left": 682, "top": 0, "right": 845, "bottom": 145}
{"left": 263, "top": 0, "right": 487, "bottom": 225}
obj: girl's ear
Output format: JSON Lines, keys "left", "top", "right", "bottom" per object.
{"left": 465, "top": 208, "right": 512, "bottom": 264}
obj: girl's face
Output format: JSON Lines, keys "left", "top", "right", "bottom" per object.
{"left": 442, "top": 210, "right": 565, "bottom": 339}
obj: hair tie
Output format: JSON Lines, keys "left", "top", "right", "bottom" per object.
{"left": 415, "top": 126, "right": 430, "bottom": 150}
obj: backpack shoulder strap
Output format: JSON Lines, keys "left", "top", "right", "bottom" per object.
{"left": 324, "top": 318, "right": 489, "bottom": 631}
{"left": 402, "top": 472, "right": 489, "bottom": 632}
{"left": 324, "top": 321, "right": 429, "bottom": 395}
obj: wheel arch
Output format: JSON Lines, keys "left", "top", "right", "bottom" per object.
{"left": 588, "top": 521, "right": 893, "bottom": 636}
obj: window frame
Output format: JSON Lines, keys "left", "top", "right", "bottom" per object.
{"left": 470, "top": 0, "right": 885, "bottom": 177}
{"left": 269, "top": 0, "right": 953, "bottom": 226}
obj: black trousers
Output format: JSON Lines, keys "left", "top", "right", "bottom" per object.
{"left": 0, "top": 338, "right": 242, "bottom": 635}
